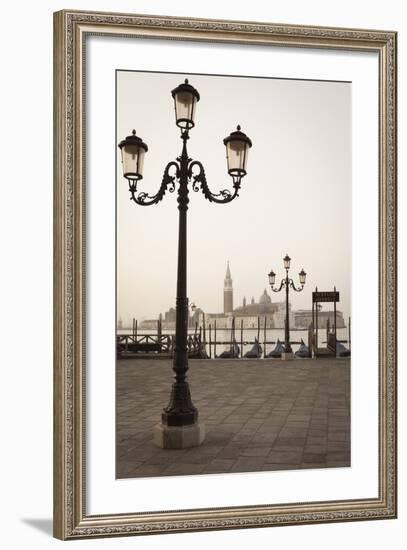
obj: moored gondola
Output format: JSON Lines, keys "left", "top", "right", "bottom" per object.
{"left": 295, "top": 339, "right": 310, "bottom": 358}
{"left": 216, "top": 340, "right": 240, "bottom": 359}
{"left": 244, "top": 338, "right": 262, "bottom": 358}
{"left": 336, "top": 341, "right": 351, "bottom": 357}
{"left": 188, "top": 341, "right": 209, "bottom": 359}
{"left": 267, "top": 339, "right": 285, "bottom": 358}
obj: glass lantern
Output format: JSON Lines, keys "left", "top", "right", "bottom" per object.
{"left": 171, "top": 79, "right": 200, "bottom": 129}
{"left": 118, "top": 130, "right": 148, "bottom": 181}
{"left": 268, "top": 270, "right": 276, "bottom": 286}
{"left": 223, "top": 125, "right": 252, "bottom": 178}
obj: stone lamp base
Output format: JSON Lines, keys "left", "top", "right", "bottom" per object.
{"left": 153, "top": 422, "right": 205, "bottom": 449}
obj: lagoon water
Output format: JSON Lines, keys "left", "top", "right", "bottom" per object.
{"left": 117, "top": 326, "right": 350, "bottom": 356}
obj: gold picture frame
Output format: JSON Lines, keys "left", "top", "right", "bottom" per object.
{"left": 53, "top": 9, "right": 397, "bottom": 540}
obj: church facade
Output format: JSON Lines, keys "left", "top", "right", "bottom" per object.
{"left": 201, "top": 262, "right": 293, "bottom": 329}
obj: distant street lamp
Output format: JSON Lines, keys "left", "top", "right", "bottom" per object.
{"left": 119, "top": 79, "right": 252, "bottom": 448}
{"left": 268, "top": 255, "right": 306, "bottom": 359}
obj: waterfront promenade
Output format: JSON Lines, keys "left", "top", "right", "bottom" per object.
{"left": 116, "top": 357, "right": 350, "bottom": 478}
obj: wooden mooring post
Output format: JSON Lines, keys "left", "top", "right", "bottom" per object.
{"left": 334, "top": 286, "right": 337, "bottom": 352}
{"left": 240, "top": 319, "right": 244, "bottom": 358}
{"left": 157, "top": 317, "right": 162, "bottom": 340}
{"left": 214, "top": 320, "right": 217, "bottom": 358}
{"left": 263, "top": 316, "right": 267, "bottom": 358}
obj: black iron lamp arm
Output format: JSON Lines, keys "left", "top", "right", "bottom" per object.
{"left": 270, "top": 277, "right": 305, "bottom": 293}
{"left": 128, "top": 161, "right": 179, "bottom": 206}
{"left": 188, "top": 160, "right": 240, "bottom": 204}
{"left": 289, "top": 278, "right": 305, "bottom": 292}
{"left": 270, "top": 279, "right": 286, "bottom": 293}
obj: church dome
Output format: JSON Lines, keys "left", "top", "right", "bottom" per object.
{"left": 259, "top": 289, "right": 272, "bottom": 305}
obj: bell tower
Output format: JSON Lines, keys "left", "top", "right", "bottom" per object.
{"left": 224, "top": 261, "right": 233, "bottom": 314}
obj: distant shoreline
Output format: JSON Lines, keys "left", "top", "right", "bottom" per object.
{"left": 117, "top": 326, "right": 347, "bottom": 333}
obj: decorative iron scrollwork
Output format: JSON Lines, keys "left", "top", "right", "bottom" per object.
{"left": 128, "top": 161, "right": 179, "bottom": 205}
{"left": 188, "top": 160, "right": 240, "bottom": 204}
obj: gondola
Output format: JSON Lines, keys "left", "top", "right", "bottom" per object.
{"left": 244, "top": 338, "right": 262, "bottom": 358}
{"left": 267, "top": 339, "right": 285, "bottom": 358}
{"left": 189, "top": 342, "right": 209, "bottom": 359}
{"left": 336, "top": 341, "right": 351, "bottom": 357}
{"left": 216, "top": 340, "right": 240, "bottom": 359}
{"left": 295, "top": 339, "right": 310, "bottom": 358}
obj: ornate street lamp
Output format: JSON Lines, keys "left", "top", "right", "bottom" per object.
{"left": 268, "top": 256, "right": 306, "bottom": 359}
{"left": 119, "top": 78, "right": 252, "bottom": 448}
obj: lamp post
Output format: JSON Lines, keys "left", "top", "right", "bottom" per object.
{"left": 268, "top": 255, "right": 306, "bottom": 360}
{"left": 118, "top": 79, "right": 252, "bottom": 448}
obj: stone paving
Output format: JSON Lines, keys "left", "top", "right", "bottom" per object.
{"left": 116, "top": 357, "right": 350, "bottom": 478}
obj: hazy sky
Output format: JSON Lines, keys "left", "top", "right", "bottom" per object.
{"left": 116, "top": 70, "right": 351, "bottom": 323}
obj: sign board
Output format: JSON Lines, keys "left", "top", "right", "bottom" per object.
{"left": 312, "top": 291, "right": 340, "bottom": 303}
